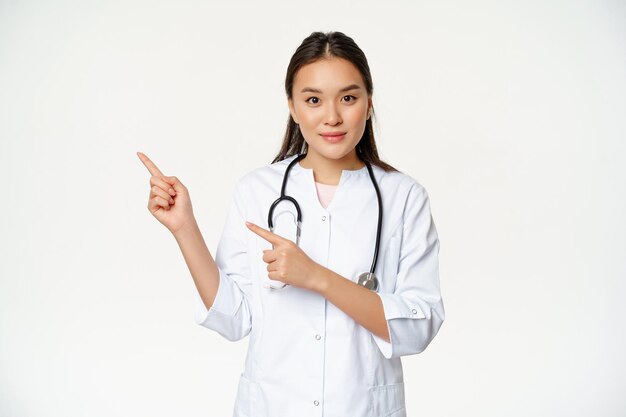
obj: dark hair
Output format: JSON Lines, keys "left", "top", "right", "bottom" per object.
{"left": 271, "top": 31, "right": 399, "bottom": 173}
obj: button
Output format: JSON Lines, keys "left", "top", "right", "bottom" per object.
{"left": 321, "top": 215, "right": 326, "bottom": 221}
{"left": 411, "top": 309, "right": 418, "bottom": 314}
{"left": 313, "top": 400, "right": 319, "bottom": 406}
{"left": 315, "top": 334, "right": 321, "bottom": 340}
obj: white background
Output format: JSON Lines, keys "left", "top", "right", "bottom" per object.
{"left": 1, "top": 1, "right": 625, "bottom": 416}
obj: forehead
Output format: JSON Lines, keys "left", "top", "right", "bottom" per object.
{"left": 293, "top": 58, "right": 364, "bottom": 92}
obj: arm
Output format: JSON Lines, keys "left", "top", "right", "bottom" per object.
{"left": 372, "top": 183, "right": 445, "bottom": 359}
{"left": 173, "top": 219, "right": 220, "bottom": 310}
{"left": 314, "top": 182, "right": 445, "bottom": 359}
{"left": 313, "top": 268, "right": 390, "bottom": 342}
{"left": 183, "top": 179, "right": 253, "bottom": 341}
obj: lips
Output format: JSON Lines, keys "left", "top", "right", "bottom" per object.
{"left": 320, "top": 132, "right": 347, "bottom": 143}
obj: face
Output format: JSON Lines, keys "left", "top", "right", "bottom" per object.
{"left": 288, "top": 57, "right": 372, "bottom": 165}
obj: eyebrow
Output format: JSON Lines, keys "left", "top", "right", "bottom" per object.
{"left": 299, "top": 84, "right": 362, "bottom": 94}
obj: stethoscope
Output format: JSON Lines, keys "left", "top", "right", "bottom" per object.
{"left": 266, "top": 153, "right": 383, "bottom": 292}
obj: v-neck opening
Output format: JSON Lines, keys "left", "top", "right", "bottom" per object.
{"left": 296, "top": 167, "right": 345, "bottom": 212}
{"left": 290, "top": 156, "right": 369, "bottom": 213}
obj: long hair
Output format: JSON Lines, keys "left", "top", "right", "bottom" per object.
{"left": 271, "top": 31, "right": 399, "bottom": 173}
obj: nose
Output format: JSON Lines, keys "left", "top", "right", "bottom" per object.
{"left": 324, "top": 102, "right": 342, "bottom": 125}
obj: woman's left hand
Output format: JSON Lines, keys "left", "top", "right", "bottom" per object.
{"left": 245, "top": 221, "right": 322, "bottom": 290}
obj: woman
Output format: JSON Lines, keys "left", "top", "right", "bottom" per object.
{"left": 138, "top": 31, "right": 444, "bottom": 417}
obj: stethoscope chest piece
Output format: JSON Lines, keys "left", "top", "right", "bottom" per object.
{"left": 357, "top": 272, "right": 379, "bottom": 292}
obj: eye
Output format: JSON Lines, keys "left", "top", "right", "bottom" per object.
{"left": 342, "top": 95, "right": 357, "bottom": 103}
{"left": 305, "top": 97, "right": 320, "bottom": 104}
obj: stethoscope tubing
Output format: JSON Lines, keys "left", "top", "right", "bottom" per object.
{"left": 266, "top": 153, "right": 382, "bottom": 290}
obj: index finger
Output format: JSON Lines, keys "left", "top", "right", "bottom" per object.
{"left": 137, "top": 151, "right": 165, "bottom": 177}
{"left": 245, "top": 221, "right": 287, "bottom": 247}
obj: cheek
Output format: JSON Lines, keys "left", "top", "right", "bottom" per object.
{"left": 344, "top": 109, "right": 368, "bottom": 143}
{"left": 298, "top": 110, "right": 322, "bottom": 127}
{"left": 345, "top": 106, "right": 368, "bottom": 125}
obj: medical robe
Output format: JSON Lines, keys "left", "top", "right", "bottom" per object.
{"left": 193, "top": 154, "right": 445, "bottom": 417}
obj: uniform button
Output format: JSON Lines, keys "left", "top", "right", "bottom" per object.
{"left": 313, "top": 400, "right": 319, "bottom": 406}
{"left": 315, "top": 334, "right": 321, "bottom": 340}
{"left": 321, "top": 215, "right": 326, "bottom": 221}
{"left": 411, "top": 309, "right": 418, "bottom": 314}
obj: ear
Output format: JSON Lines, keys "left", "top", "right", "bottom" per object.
{"left": 287, "top": 97, "right": 299, "bottom": 124}
{"left": 367, "top": 96, "right": 373, "bottom": 120}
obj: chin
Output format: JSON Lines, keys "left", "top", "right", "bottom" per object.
{"left": 315, "top": 146, "right": 357, "bottom": 161}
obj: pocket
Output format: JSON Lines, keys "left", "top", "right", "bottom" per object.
{"left": 370, "top": 382, "right": 406, "bottom": 417}
{"left": 233, "top": 373, "right": 259, "bottom": 417}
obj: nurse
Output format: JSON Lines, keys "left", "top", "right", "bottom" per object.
{"left": 138, "top": 30, "right": 444, "bottom": 417}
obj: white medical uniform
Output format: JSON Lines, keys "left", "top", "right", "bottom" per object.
{"left": 193, "top": 154, "right": 445, "bottom": 417}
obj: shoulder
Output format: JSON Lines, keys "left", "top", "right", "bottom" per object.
{"left": 375, "top": 165, "right": 429, "bottom": 200}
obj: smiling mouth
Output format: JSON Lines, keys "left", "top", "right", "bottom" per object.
{"left": 320, "top": 132, "right": 346, "bottom": 143}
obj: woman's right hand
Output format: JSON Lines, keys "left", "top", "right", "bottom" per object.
{"left": 137, "top": 151, "right": 195, "bottom": 235}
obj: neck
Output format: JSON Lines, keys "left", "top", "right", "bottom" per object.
{"left": 299, "top": 151, "right": 365, "bottom": 185}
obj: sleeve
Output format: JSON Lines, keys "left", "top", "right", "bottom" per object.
{"left": 193, "top": 177, "right": 253, "bottom": 342}
{"left": 371, "top": 182, "right": 445, "bottom": 359}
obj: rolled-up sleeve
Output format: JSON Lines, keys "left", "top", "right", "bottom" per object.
{"left": 371, "top": 182, "right": 445, "bottom": 359}
{"left": 193, "top": 178, "right": 253, "bottom": 342}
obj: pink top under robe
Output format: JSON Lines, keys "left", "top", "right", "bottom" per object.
{"left": 314, "top": 181, "right": 338, "bottom": 209}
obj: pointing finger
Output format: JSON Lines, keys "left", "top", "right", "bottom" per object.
{"left": 137, "top": 151, "right": 165, "bottom": 178}
{"left": 245, "top": 221, "right": 285, "bottom": 246}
